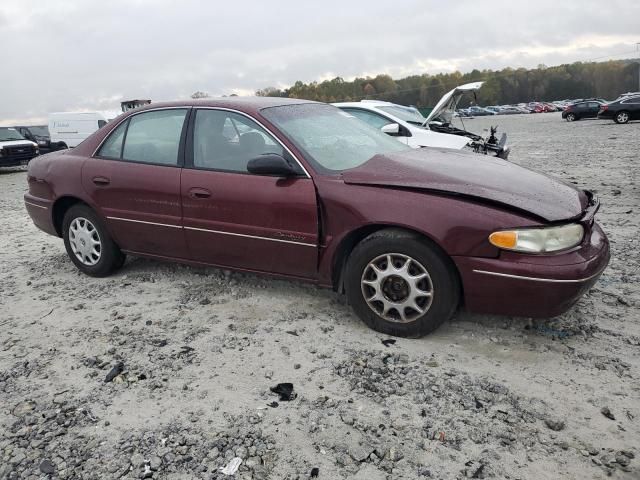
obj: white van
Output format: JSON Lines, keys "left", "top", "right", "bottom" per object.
{"left": 48, "top": 112, "right": 111, "bottom": 148}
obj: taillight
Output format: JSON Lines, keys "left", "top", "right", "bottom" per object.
{"left": 601, "top": 105, "right": 608, "bottom": 111}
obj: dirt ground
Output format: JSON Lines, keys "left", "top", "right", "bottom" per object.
{"left": 1, "top": 113, "right": 639, "bottom": 479}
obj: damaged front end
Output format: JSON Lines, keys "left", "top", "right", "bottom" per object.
{"left": 423, "top": 81, "right": 510, "bottom": 159}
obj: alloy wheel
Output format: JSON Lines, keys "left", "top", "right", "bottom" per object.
{"left": 616, "top": 112, "right": 629, "bottom": 123}
{"left": 361, "top": 253, "right": 434, "bottom": 323}
{"left": 68, "top": 217, "right": 102, "bottom": 266}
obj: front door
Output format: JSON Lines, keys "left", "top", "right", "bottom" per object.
{"left": 181, "top": 108, "right": 318, "bottom": 279}
{"left": 82, "top": 108, "right": 189, "bottom": 258}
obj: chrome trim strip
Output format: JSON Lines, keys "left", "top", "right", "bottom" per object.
{"left": 184, "top": 226, "right": 316, "bottom": 247}
{"left": 192, "top": 106, "right": 311, "bottom": 179}
{"left": 472, "top": 268, "right": 606, "bottom": 284}
{"left": 106, "top": 216, "right": 317, "bottom": 247}
{"left": 107, "top": 216, "right": 182, "bottom": 229}
{"left": 24, "top": 201, "right": 48, "bottom": 210}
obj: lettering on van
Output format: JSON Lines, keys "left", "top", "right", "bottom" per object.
{"left": 53, "top": 122, "right": 71, "bottom": 128}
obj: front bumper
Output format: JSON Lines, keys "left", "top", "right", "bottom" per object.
{"left": 453, "top": 222, "right": 610, "bottom": 318}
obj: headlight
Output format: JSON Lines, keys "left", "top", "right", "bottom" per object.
{"left": 38, "top": 140, "right": 47, "bottom": 146}
{"left": 489, "top": 224, "right": 584, "bottom": 253}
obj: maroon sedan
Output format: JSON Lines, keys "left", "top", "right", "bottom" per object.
{"left": 24, "top": 98, "right": 609, "bottom": 337}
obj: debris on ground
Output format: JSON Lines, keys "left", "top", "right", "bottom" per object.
{"left": 270, "top": 383, "right": 297, "bottom": 401}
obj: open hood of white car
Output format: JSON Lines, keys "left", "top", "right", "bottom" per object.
{"left": 424, "top": 81, "right": 484, "bottom": 125}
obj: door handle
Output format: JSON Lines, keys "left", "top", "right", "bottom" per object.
{"left": 92, "top": 176, "right": 110, "bottom": 186}
{"left": 189, "top": 187, "right": 212, "bottom": 199}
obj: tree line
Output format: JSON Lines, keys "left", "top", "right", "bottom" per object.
{"left": 255, "top": 59, "right": 640, "bottom": 107}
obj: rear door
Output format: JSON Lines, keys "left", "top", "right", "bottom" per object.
{"left": 82, "top": 108, "right": 190, "bottom": 258}
{"left": 586, "top": 102, "right": 600, "bottom": 118}
{"left": 181, "top": 108, "right": 318, "bottom": 279}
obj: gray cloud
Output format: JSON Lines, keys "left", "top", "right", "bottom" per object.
{"left": 1, "top": 0, "right": 639, "bottom": 124}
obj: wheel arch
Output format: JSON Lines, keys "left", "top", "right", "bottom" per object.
{"left": 330, "top": 223, "right": 462, "bottom": 298}
{"left": 52, "top": 196, "right": 88, "bottom": 237}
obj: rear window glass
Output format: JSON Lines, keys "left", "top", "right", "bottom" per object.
{"left": 97, "top": 121, "right": 127, "bottom": 158}
{"left": 122, "top": 109, "right": 187, "bottom": 165}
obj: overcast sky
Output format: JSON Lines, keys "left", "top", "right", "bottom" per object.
{"left": 1, "top": 0, "right": 639, "bottom": 124}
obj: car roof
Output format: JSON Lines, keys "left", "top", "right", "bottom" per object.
{"left": 130, "top": 96, "right": 318, "bottom": 116}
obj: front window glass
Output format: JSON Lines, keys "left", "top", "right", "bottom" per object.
{"left": 0, "top": 127, "right": 25, "bottom": 141}
{"left": 378, "top": 105, "right": 426, "bottom": 125}
{"left": 28, "top": 126, "right": 49, "bottom": 137}
{"left": 122, "top": 109, "right": 187, "bottom": 165}
{"left": 261, "top": 103, "right": 411, "bottom": 173}
{"left": 193, "top": 109, "right": 285, "bottom": 173}
{"left": 342, "top": 108, "right": 393, "bottom": 129}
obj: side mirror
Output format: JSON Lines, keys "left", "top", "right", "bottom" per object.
{"left": 247, "top": 154, "right": 298, "bottom": 177}
{"left": 381, "top": 123, "right": 400, "bottom": 135}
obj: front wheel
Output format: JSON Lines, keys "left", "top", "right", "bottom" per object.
{"left": 614, "top": 111, "right": 629, "bottom": 124}
{"left": 566, "top": 113, "right": 576, "bottom": 122}
{"left": 345, "top": 229, "right": 460, "bottom": 337}
{"left": 62, "top": 204, "right": 125, "bottom": 277}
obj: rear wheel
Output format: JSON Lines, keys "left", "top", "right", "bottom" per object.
{"left": 345, "top": 229, "right": 460, "bottom": 337}
{"left": 62, "top": 204, "right": 125, "bottom": 277}
{"left": 614, "top": 111, "right": 629, "bottom": 124}
{"left": 566, "top": 113, "right": 576, "bottom": 122}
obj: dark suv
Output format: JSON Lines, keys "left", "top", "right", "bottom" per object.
{"left": 598, "top": 95, "right": 640, "bottom": 124}
{"left": 562, "top": 101, "right": 603, "bottom": 121}
{"left": 14, "top": 126, "right": 61, "bottom": 154}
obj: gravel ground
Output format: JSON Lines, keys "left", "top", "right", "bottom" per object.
{"left": 1, "top": 113, "right": 639, "bottom": 479}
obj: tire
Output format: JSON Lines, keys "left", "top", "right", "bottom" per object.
{"left": 344, "top": 229, "right": 460, "bottom": 337}
{"left": 62, "top": 204, "right": 125, "bottom": 277}
{"left": 614, "top": 111, "right": 629, "bottom": 124}
{"left": 566, "top": 113, "right": 576, "bottom": 122}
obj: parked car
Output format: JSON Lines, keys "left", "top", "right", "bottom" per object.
{"left": 14, "top": 125, "right": 63, "bottom": 154}
{"left": 48, "top": 112, "right": 111, "bottom": 148}
{"left": 335, "top": 82, "right": 509, "bottom": 158}
{"left": 527, "top": 103, "right": 545, "bottom": 113}
{"left": 467, "top": 106, "right": 495, "bottom": 116}
{"left": 0, "top": 127, "right": 39, "bottom": 167}
{"left": 497, "top": 106, "right": 522, "bottom": 115}
{"left": 598, "top": 95, "right": 640, "bottom": 124}
{"left": 333, "top": 100, "right": 470, "bottom": 150}
{"left": 24, "top": 98, "right": 609, "bottom": 337}
{"left": 561, "top": 101, "right": 603, "bottom": 121}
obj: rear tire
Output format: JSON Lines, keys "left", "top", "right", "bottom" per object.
{"left": 566, "top": 113, "right": 576, "bottom": 122}
{"left": 614, "top": 111, "right": 629, "bottom": 124}
{"left": 62, "top": 204, "right": 125, "bottom": 277}
{"left": 344, "top": 229, "right": 460, "bottom": 337}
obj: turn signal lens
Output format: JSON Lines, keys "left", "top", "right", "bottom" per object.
{"left": 489, "top": 224, "right": 584, "bottom": 253}
{"left": 488, "top": 231, "right": 517, "bottom": 249}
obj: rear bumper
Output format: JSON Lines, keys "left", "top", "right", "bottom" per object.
{"left": 24, "top": 193, "right": 57, "bottom": 236}
{"left": 453, "top": 223, "right": 610, "bottom": 318}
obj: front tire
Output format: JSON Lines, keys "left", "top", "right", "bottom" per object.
{"left": 614, "top": 111, "right": 629, "bottom": 124}
{"left": 566, "top": 113, "right": 576, "bottom": 122}
{"left": 62, "top": 204, "right": 125, "bottom": 277}
{"left": 345, "top": 229, "right": 460, "bottom": 337}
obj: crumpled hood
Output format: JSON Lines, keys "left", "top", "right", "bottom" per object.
{"left": 342, "top": 148, "right": 588, "bottom": 222}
